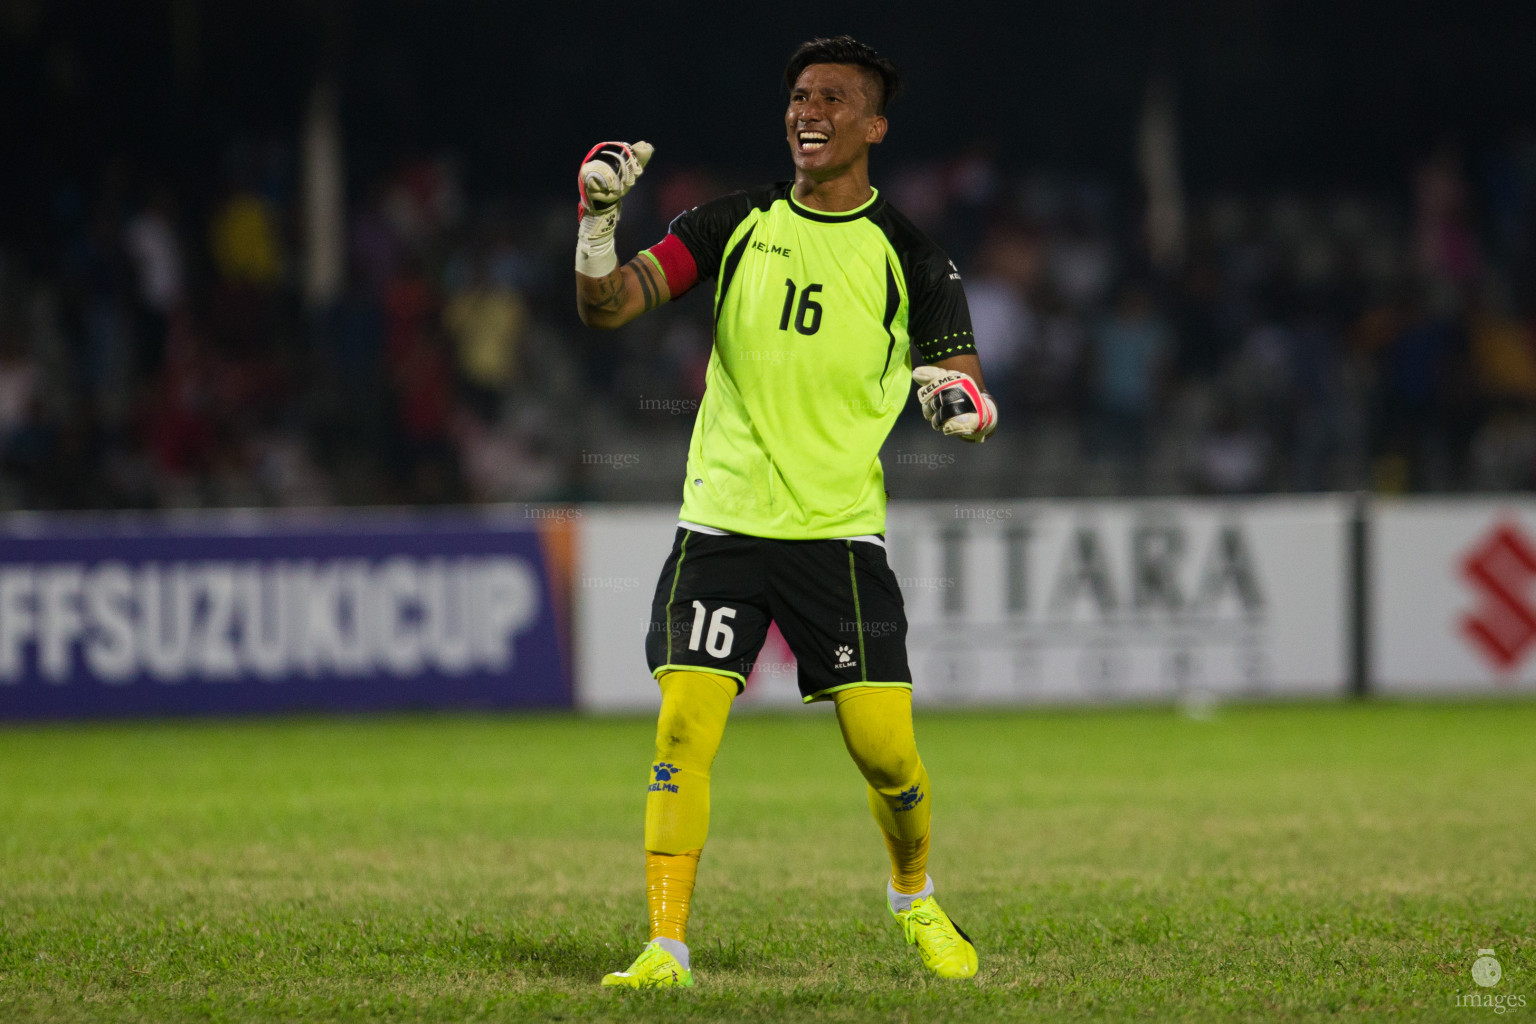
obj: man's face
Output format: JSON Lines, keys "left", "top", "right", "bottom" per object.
{"left": 785, "top": 63, "right": 888, "bottom": 180}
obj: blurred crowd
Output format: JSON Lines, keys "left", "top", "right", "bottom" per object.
{"left": 894, "top": 138, "right": 1536, "bottom": 497}
{"left": 4, "top": 132, "right": 1536, "bottom": 510}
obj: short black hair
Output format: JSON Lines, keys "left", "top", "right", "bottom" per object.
{"left": 783, "top": 36, "right": 901, "bottom": 115}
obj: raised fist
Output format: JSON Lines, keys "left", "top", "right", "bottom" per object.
{"left": 579, "top": 141, "right": 654, "bottom": 214}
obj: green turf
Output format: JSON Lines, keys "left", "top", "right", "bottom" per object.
{"left": 1, "top": 700, "right": 1532, "bottom": 1022}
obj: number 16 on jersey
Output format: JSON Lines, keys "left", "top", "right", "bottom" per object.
{"left": 778, "top": 279, "right": 824, "bottom": 335}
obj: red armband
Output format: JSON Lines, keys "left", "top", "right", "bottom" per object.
{"left": 643, "top": 233, "right": 700, "bottom": 298}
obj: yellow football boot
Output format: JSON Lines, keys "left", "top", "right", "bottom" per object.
{"left": 891, "top": 896, "right": 978, "bottom": 979}
{"left": 600, "top": 940, "right": 694, "bottom": 989}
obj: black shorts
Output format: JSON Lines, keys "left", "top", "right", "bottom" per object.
{"left": 645, "top": 527, "right": 912, "bottom": 702}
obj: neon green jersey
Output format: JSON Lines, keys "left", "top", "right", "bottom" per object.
{"left": 646, "top": 183, "right": 977, "bottom": 539}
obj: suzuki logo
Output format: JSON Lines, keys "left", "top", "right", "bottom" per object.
{"left": 1460, "top": 521, "right": 1536, "bottom": 672}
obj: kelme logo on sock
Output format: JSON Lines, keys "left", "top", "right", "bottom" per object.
{"left": 649, "top": 762, "right": 680, "bottom": 794}
{"left": 896, "top": 784, "right": 924, "bottom": 811}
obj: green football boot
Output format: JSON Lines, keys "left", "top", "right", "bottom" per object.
{"left": 891, "top": 894, "right": 979, "bottom": 979}
{"left": 601, "top": 940, "right": 694, "bottom": 989}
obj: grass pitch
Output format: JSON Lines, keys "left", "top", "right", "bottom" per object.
{"left": 0, "top": 700, "right": 1531, "bottom": 1022}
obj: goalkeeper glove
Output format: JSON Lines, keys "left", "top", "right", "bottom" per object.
{"left": 912, "top": 366, "right": 998, "bottom": 443}
{"left": 575, "top": 141, "right": 653, "bottom": 277}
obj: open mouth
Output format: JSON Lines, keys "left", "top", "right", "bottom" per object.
{"left": 797, "top": 130, "right": 829, "bottom": 152}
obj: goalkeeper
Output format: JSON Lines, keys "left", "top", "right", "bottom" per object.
{"left": 574, "top": 35, "right": 997, "bottom": 989}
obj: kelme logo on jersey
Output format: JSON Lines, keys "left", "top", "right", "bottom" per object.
{"left": 896, "top": 784, "right": 924, "bottom": 812}
{"left": 649, "top": 762, "right": 680, "bottom": 794}
{"left": 750, "top": 239, "right": 793, "bottom": 258}
{"left": 834, "top": 645, "right": 857, "bottom": 669}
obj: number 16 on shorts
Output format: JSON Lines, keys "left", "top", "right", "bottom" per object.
{"left": 688, "top": 601, "right": 737, "bottom": 658}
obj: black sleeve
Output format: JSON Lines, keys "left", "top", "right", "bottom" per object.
{"left": 666, "top": 191, "right": 754, "bottom": 282}
{"left": 908, "top": 250, "right": 977, "bottom": 364}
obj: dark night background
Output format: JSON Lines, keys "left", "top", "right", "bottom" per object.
{"left": 2, "top": 0, "right": 1536, "bottom": 508}
{"left": 7, "top": 3, "right": 1535, "bottom": 203}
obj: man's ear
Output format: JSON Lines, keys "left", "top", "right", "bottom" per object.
{"left": 866, "top": 115, "right": 888, "bottom": 145}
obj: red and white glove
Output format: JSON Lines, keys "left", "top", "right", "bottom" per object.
{"left": 575, "top": 141, "right": 653, "bottom": 277}
{"left": 578, "top": 141, "right": 653, "bottom": 213}
{"left": 912, "top": 366, "right": 998, "bottom": 443}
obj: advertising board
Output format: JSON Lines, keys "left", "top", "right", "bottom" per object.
{"left": 0, "top": 511, "right": 572, "bottom": 718}
{"left": 889, "top": 499, "right": 1351, "bottom": 704}
{"left": 1372, "top": 498, "right": 1536, "bottom": 694}
{"left": 575, "top": 499, "right": 1352, "bottom": 709}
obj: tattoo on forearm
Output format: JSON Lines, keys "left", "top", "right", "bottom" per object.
{"left": 632, "top": 259, "right": 656, "bottom": 311}
{"left": 587, "top": 273, "right": 626, "bottom": 314}
{"left": 581, "top": 259, "right": 663, "bottom": 320}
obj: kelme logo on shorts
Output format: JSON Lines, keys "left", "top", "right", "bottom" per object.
{"left": 896, "top": 784, "right": 924, "bottom": 812}
{"left": 834, "top": 645, "right": 857, "bottom": 669}
{"left": 649, "top": 762, "right": 680, "bottom": 794}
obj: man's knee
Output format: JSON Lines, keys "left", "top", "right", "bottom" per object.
{"left": 835, "top": 686, "right": 921, "bottom": 791}
{"left": 654, "top": 671, "right": 735, "bottom": 762}
{"left": 655, "top": 699, "right": 715, "bottom": 758}
{"left": 851, "top": 742, "right": 922, "bottom": 793}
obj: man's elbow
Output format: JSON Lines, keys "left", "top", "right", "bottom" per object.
{"left": 576, "top": 303, "right": 620, "bottom": 330}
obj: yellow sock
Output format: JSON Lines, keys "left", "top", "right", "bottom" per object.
{"left": 641, "top": 670, "right": 735, "bottom": 943}
{"left": 646, "top": 849, "right": 701, "bottom": 941}
{"left": 882, "top": 827, "right": 930, "bottom": 895}
{"left": 833, "top": 686, "right": 932, "bottom": 894}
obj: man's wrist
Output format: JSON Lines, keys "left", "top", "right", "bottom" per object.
{"left": 575, "top": 208, "right": 620, "bottom": 276}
